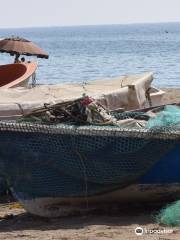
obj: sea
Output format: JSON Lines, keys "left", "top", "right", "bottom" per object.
{"left": 0, "top": 22, "right": 180, "bottom": 87}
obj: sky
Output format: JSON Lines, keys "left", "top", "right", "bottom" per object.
{"left": 1, "top": 0, "right": 180, "bottom": 28}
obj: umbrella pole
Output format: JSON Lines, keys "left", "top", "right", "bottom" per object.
{"left": 14, "top": 53, "right": 20, "bottom": 63}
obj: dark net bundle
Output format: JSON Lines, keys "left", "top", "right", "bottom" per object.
{"left": 18, "top": 97, "right": 88, "bottom": 124}
{"left": 18, "top": 96, "right": 122, "bottom": 126}
{"left": 18, "top": 95, "right": 150, "bottom": 126}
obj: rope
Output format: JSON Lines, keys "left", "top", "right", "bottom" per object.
{"left": 70, "top": 133, "right": 89, "bottom": 210}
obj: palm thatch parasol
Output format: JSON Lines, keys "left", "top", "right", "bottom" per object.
{"left": 0, "top": 37, "right": 49, "bottom": 62}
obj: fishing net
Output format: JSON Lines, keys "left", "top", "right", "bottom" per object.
{"left": 156, "top": 201, "right": 180, "bottom": 226}
{"left": 18, "top": 96, "right": 150, "bottom": 127}
{"left": 147, "top": 105, "right": 180, "bottom": 128}
{"left": 0, "top": 120, "right": 179, "bottom": 200}
{"left": 0, "top": 101, "right": 180, "bottom": 199}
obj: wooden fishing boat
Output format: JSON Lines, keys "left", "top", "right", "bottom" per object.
{"left": 0, "top": 105, "right": 179, "bottom": 217}
{"left": 0, "top": 62, "right": 37, "bottom": 88}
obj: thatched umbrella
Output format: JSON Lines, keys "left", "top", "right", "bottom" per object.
{"left": 0, "top": 37, "right": 49, "bottom": 62}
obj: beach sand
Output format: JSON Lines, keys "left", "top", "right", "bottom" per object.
{"left": 0, "top": 88, "right": 179, "bottom": 240}
{"left": 162, "top": 88, "right": 180, "bottom": 104}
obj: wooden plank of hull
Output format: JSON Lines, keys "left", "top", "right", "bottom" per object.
{"left": 12, "top": 183, "right": 180, "bottom": 217}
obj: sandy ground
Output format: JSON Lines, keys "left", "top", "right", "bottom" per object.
{"left": 161, "top": 88, "right": 180, "bottom": 104}
{"left": 0, "top": 88, "right": 179, "bottom": 240}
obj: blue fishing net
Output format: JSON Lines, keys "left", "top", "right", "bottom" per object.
{"left": 147, "top": 106, "right": 180, "bottom": 128}
{"left": 0, "top": 121, "right": 179, "bottom": 200}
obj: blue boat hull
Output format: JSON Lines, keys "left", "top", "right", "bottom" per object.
{"left": 0, "top": 177, "right": 6, "bottom": 196}
{"left": 0, "top": 123, "right": 179, "bottom": 216}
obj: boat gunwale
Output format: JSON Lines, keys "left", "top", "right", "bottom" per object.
{"left": 0, "top": 121, "right": 179, "bottom": 140}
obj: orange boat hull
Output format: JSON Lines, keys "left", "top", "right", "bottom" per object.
{"left": 0, "top": 62, "right": 37, "bottom": 88}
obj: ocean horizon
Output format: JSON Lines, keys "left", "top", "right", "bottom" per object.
{"left": 1, "top": 22, "right": 180, "bottom": 87}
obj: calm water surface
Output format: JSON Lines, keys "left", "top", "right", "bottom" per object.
{"left": 0, "top": 23, "right": 180, "bottom": 87}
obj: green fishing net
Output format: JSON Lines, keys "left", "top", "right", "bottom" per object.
{"left": 147, "top": 105, "right": 180, "bottom": 128}
{"left": 156, "top": 201, "right": 180, "bottom": 226}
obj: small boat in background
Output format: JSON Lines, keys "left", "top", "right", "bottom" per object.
{"left": 0, "top": 62, "right": 37, "bottom": 88}
{"left": 0, "top": 36, "right": 48, "bottom": 88}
